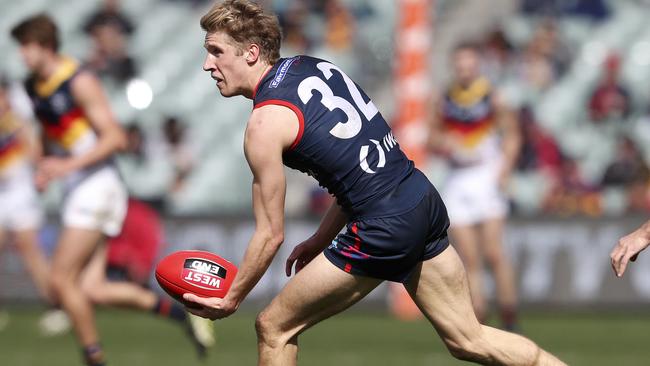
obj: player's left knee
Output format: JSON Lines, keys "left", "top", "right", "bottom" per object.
{"left": 255, "top": 310, "right": 290, "bottom": 349}
{"left": 80, "top": 282, "right": 107, "bottom": 305}
{"left": 484, "top": 250, "right": 506, "bottom": 268}
{"left": 443, "top": 333, "right": 490, "bottom": 362}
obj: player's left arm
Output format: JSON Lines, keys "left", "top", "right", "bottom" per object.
{"left": 184, "top": 104, "right": 298, "bottom": 319}
{"left": 39, "top": 71, "right": 126, "bottom": 179}
{"left": 493, "top": 91, "right": 521, "bottom": 190}
{"left": 610, "top": 219, "right": 650, "bottom": 277}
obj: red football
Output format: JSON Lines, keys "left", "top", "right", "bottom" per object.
{"left": 155, "top": 250, "right": 238, "bottom": 306}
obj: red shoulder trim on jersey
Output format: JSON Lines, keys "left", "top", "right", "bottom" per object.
{"left": 254, "top": 99, "right": 305, "bottom": 150}
{"left": 252, "top": 66, "right": 273, "bottom": 99}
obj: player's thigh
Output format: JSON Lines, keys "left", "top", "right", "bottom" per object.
{"left": 51, "top": 227, "right": 105, "bottom": 281}
{"left": 479, "top": 217, "right": 506, "bottom": 258}
{"left": 403, "top": 245, "right": 482, "bottom": 343}
{"left": 13, "top": 228, "right": 41, "bottom": 257}
{"left": 259, "top": 253, "right": 382, "bottom": 339}
{"left": 80, "top": 244, "right": 108, "bottom": 292}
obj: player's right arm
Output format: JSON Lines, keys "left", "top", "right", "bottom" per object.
{"left": 610, "top": 219, "right": 650, "bottom": 277}
{"left": 183, "top": 104, "right": 298, "bottom": 319}
{"left": 285, "top": 201, "right": 347, "bottom": 276}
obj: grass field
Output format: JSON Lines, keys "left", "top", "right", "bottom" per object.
{"left": 1, "top": 307, "right": 650, "bottom": 365}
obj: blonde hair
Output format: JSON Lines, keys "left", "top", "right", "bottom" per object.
{"left": 200, "top": 0, "right": 281, "bottom": 64}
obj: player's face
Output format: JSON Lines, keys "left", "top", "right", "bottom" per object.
{"left": 18, "top": 42, "right": 47, "bottom": 72}
{"left": 453, "top": 48, "right": 480, "bottom": 85}
{"left": 203, "top": 32, "right": 249, "bottom": 97}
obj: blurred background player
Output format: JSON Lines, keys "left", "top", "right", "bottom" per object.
{"left": 428, "top": 42, "right": 522, "bottom": 330}
{"left": 10, "top": 14, "right": 212, "bottom": 366}
{"left": 0, "top": 76, "right": 62, "bottom": 332}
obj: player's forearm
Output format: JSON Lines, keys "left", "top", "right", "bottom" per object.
{"left": 498, "top": 107, "right": 521, "bottom": 175}
{"left": 500, "top": 136, "right": 521, "bottom": 176}
{"left": 226, "top": 230, "right": 284, "bottom": 304}
{"left": 313, "top": 201, "right": 347, "bottom": 245}
{"left": 68, "top": 130, "right": 126, "bottom": 170}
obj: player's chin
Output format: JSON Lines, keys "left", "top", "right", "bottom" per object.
{"left": 217, "top": 88, "right": 241, "bottom": 98}
{"left": 216, "top": 86, "right": 233, "bottom": 97}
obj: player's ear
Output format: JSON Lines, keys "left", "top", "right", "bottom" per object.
{"left": 245, "top": 43, "right": 261, "bottom": 64}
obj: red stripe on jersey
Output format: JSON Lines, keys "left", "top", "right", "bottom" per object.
{"left": 444, "top": 114, "right": 493, "bottom": 135}
{"left": 344, "top": 263, "right": 352, "bottom": 273}
{"left": 0, "top": 138, "right": 20, "bottom": 155}
{"left": 253, "top": 99, "right": 305, "bottom": 150}
{"left": 43, "top": 107, "right": 85, "bottom": 137}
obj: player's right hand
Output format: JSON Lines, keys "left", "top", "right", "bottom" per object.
{"left": 285, "top": 236, "right": 325, "bottom": 276}
{"left": 610, "top": 229, "right": 650, "bottom": 277}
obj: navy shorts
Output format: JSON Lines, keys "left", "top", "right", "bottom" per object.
{"left": 324, "top": 184, "right": 450, "bottom": 283}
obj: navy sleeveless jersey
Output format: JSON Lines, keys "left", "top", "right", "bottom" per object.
{"left": 253, "top": 56, "right": 431, "bottom": 218}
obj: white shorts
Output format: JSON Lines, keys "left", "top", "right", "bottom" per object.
{"left": 442, "top": 159, "right": 508, "bottom": 227}
{"left": 0, "top": 179, "right": 43, "bottom": 231}
{"left": 62, "top": 167, "right": 127, "bottom": 237}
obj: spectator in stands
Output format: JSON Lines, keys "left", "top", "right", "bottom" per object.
{"left": 481, "top": 29, "right": 514, "bottom": 83}
{"left": 530, "top": 21, "right": 571, "bottom": 77}
{"left": 588, "top": 53, "right": 631, "bottom": 123}
{"left": 511, "top": 21, "right": 570, "bottom": 94}
{"left": 162, "top": 116, "right": 195, "bottom": 194}
{"left": 543, "top": 156, "right": 601, "bottom": 216}
{"left": 279, "top": 3, "right": 311, "bottom": 54}
{"left": 516, "top": 106, "right": 562, "bottom": 176}
{"left": 85, "top": 20, "right": 137, "bottom": 84}
{"left": 601, "top": 137, "right": 650, "bottom": 212}
{"left": 117, "top": 123, "right": 173, "bottom": 210}
{"left": 521, "top": 0, "right": 610, "bottom": 21}
{"left": 324, "top": 0, "right": 355, "bottom": 52}
{"left": 83, "top": 0, "right": 134, "bottom": 36}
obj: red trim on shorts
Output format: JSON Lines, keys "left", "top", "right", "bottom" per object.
{"left": 253, "top": 100, "right": 305, "bottom": 150}
{"left": 351, "top": 223, "right": 361, "bottom": 251}
{"left": 344, "top": 263, "right": 352, "bottom": 273}
{"left": 252, "top": 66, "right": 273, "bottom": 99}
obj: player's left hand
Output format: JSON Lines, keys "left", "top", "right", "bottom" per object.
{"left": 182, "top": 293, "right": 239, "bottom": 320}
{"left": 610, "top": 229, "right": 650, "bottom": 277}
{"left": 38, "top": 157, "right": 77, "bottom": 180}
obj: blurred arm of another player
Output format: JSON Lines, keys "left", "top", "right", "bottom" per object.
{"left": 426, "top": 89, "right": 456, "bottom": 157}
{"left": 610, "top": 219, "right": 650, "bottom": 277}
{"left": 37, "top": 71, "right": 127, "bottom": 186}
{"left": 184, "top": 104, "right": 298, "bottom": 320}
{"left": 285, "top": 200, "right": 347, "bottom": 276}
{"left": 493, "top": 91, "right": 521, "bottom": 192}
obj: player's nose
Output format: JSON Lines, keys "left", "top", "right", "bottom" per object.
{"left": 202, "top": 56, "right": 214, "bottom": 72}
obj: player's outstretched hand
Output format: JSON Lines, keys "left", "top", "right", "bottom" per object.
{"left": 183, "top": 293, "right": 238, "bottom": 320}
{"left": 286, "top": 236, "right": 325, "bottom": 276}
{"left": 610, "top": 228, "right": 650, "bottom": 277}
